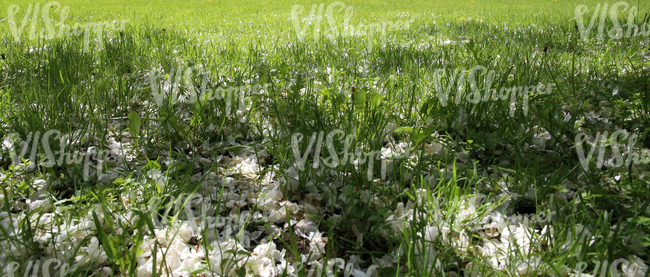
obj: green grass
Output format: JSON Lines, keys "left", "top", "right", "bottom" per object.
{"left": 1, "top": 0, "right": 650, "bottom": 276}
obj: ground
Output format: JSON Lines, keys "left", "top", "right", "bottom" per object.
{"left": 1, "top": 0, "right": 650, "bottom": 276}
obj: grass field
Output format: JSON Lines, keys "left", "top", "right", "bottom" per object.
{"left": 1, "top": 0, "right": 650, "bottom": 276}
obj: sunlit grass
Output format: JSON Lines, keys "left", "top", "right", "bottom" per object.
{"left": 1, "top": 0, "right": 650, "bottom": 276}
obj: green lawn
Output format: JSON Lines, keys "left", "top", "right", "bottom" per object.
{"left": 1, "top": 0, "right": 650, "bottom": 276}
